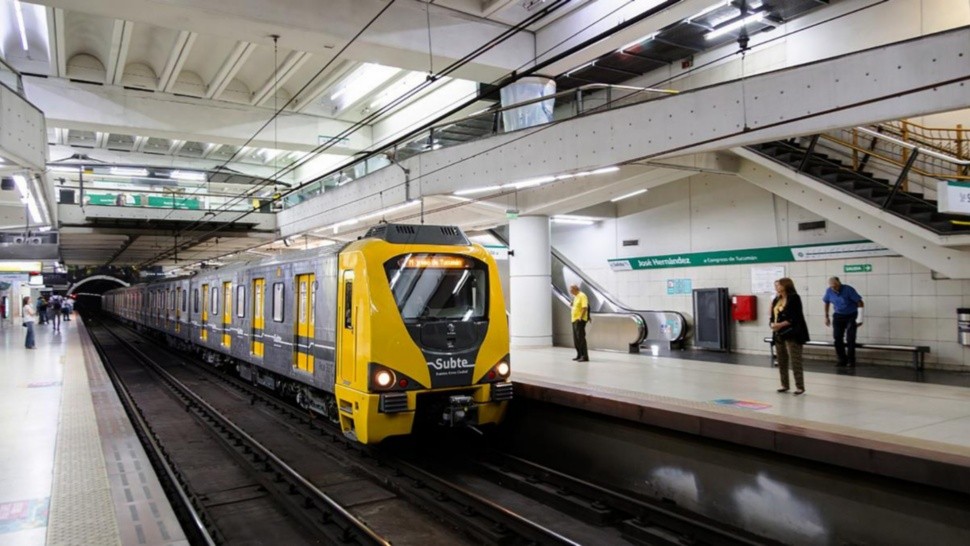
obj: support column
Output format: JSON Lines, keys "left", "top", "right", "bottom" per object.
{"left": 509, "top": 215, "right": 552, "bottom": 347}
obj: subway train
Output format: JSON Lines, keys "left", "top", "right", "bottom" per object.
{"left": 103, "top": 224, "right": 512, "bottom": 444}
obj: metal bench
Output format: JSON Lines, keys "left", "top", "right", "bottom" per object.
{"left": 762, "top": 337, "right": 930, "bottom": 370}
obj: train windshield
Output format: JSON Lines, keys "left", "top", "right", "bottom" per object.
{"left": 384, "top": 254, "right": 488, "bottom": 321}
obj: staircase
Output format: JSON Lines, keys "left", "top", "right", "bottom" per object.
{"left": 747, "top": 138, "right": 970, "bottom": 235}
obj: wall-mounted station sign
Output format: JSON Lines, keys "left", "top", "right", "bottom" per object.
{"left": 608, "top": 241, "right": 896, "bottom": 271}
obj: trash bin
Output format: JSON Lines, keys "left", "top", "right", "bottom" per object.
{"left": 959, "top": 308, "right": 970, "bottom": 346}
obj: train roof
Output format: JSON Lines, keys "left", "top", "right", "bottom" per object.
{"left": 104, "top": 223, "right": 470, "bottom": 294}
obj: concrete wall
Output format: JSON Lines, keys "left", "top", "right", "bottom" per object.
{"left": 551, "top": 174, "right": 970, "bottom": 370}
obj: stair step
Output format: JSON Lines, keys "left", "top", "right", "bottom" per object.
{"left": 854, "top": 188, "right": 891, "bottom": 200}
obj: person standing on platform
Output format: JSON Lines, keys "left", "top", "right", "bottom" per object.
{"left": 771, "top": 278, "right": 809, "bottom": 395}
{"left": 50, "top": 295, "right": 62, "bottom": 333}
{"left": 22, "top": 296, "right": 37, "bottom": 349}
{"left": 569, "top": 284, "right": 590, "bottom": 362}
{"left": 37, "top": 297, "right": 48, "bottom": 325}
{"left": 63, "top": 298, "right": 72, "bottom": 321}
{"left": 823, "top": 276, "right": 864, "bottom": 367}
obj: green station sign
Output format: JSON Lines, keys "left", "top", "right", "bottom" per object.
{"left": 609, "top": 241, "right": 895, "bottom": 271}
{"left": 844, "top": 264, "right": 873, "bottom": 273}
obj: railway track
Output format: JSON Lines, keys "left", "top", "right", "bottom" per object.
{"left": 92, "top": 314, "right": 773, "bottom": 545}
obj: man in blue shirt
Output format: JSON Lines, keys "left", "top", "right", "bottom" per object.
{"left": 823, "top": 276, "right": 865, "bottom": 366}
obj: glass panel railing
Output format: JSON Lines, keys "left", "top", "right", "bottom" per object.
{"left": 54, "top": 183, "right": 261, "bottom": 213}
{"left": 0, "top": 57, "right": 25, "bottom": 97}
{"left": 284, "top": 84, "right": 678, "bottom": 208}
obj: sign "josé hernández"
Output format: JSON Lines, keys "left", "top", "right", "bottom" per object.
{"left": 608, "top": 241, "right": 896, "bottom": 271}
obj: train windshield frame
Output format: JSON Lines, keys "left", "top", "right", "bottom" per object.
{"left": 384, "top": 253, "right": 489, "bottom": 322}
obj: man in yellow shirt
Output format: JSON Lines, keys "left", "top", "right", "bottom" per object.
{"left": 569, "top": 284, "right": 590, "bottom": 362}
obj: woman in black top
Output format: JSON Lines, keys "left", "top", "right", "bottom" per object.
{"left": 770, "top": 277, "right": 810, "bottom": 395}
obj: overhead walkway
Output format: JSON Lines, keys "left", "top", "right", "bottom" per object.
{"left": 278, "top": 26, "right": 970, "bottom": 238}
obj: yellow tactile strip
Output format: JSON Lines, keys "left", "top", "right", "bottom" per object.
{"left": 46, "top": 325, "right": 122, "bottom": 546}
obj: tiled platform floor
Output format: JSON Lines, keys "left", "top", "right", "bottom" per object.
{"left": 512, "top": 345, "right": 970, "bottom": 495}
{"left": 0, "top": 316, "right": 185, "bottom": 545}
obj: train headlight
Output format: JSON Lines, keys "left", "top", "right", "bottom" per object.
{"left": 479, "top": 355, "right": 511, "bottom": 383}
{"left": 375, "top": 370, "right": 395, "bottom": 388}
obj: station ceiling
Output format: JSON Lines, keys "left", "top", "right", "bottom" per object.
{"left": 0, "top": 0, "right": 841, "bottom": 272}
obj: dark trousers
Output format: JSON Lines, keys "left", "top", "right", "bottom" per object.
{"left": 832, "top": 312, "right": 858, "bottom": 364}
{"left": 572, "top": 320, "right": 588, "bottom": 359}
{"left": 776, "top": 338, "right": 804, "bottom": 390}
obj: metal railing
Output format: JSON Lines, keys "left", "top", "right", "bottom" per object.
{"left": 817, "top": 124, "right": 970, "bottom": 208}
{"left": 284, "top": 83, "right": 677, "bottom": 208}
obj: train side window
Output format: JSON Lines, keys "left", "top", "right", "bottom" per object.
{"left": 181, "top": 289, "right": 186, "bottom": 312}
{"left": 272, "top": 282, "right": 284, "bottom": 322}
{"left": 236, "top": 285, "right": 245, "bottom": 318}
{"left": 193, "top": 289, "right": 199, "bottom": 313}
{"left": 343, "top": 273, "right": 353, "bottom": 329}
{"left": 170, "top": 290, "right": 176, "bottom": 310}
{"left": 211, "top": 286, "right": 218, "bottom": 314}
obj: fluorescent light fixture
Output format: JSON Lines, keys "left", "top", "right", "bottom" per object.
{"left": 566, "top": 61, "right": 595, "bottom": 77}
{"left": 12, "top": 174, "right": 42, "bottom": 224}
{"left": 617, "top": 32, "right": 658, "bottom": 53}
{"left": 591, "top": 166, "right": 620, "bottom": 175}
{"left": 454, "top": 185, "right": 501, "bottom": 196}
{"left": 14, "top": 0, "right": 28, "bottom": 51}
{"left": 555, "top": 173, "right": 575, "bottom": 180}
{"left": 0, "top": 260, "right": 42, "bottom": 272}
{"left": 508, "top": 176, "right": 556, "bottom": 190}
{"left": 110, "top": 167, "right": 149, "bottom": 177}
{"left": 330, "top": 63, "right": 400, "bottom": 108}
{"left": 171, "top": 170, "right": 206, "bottom": 181}
{"left": 48, "top": 165, "right": 80, "bottom": 173}
{"left": 611, "top": 189, "right": 647, "bottom": 202}
{"left": 687, "top": 0, "right": 731, "bottom": 23}
{"left": 358, "top": 200, "right": 420, "bottom": 221}
{"left": 706, "top": 11, "right": 766, "bottom": 40}
{"left": 552, "top": 216, "right": 595, "bottom": 225}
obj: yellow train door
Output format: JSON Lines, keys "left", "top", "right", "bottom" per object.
{"left": 222, "top": 281, "right": 232, "bottom": 347}
{"left": 294, "top": 273, "right": 315, "bottom": 374}
{"left": 337, "top": 270, "right": 356, "bottom": 384}
{"left": 251, "top": 278, "right": 264, "bottom": 357}
{"left": 200, "top": 283, "right": 209, "bottom": 341}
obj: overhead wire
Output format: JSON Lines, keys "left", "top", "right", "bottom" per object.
{"left": 146, "top": 0, "right": 573, "bottom": 265}
{"left": 157, "top": 0, "right": 895, "bottom": 267}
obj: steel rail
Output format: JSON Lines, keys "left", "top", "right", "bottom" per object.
{"left": 94, "top": 318, "right": 391, "bottom": 546}
{"left": 86, "top": 319, "right": 219, "bottom": 546}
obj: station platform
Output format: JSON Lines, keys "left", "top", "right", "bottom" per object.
{"left": 511, "top": 347, "right": 970, "bottom": 495}
{"left": 0, "top": 317, "right": 185, "bottom": 545}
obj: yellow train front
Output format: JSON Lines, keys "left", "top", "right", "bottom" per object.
{"left": 334, "top": 224, "right": 511, "bottom": 443}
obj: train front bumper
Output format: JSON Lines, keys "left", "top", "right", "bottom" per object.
{"left": 334, "top": 381, "right": 512, "bottom": 444}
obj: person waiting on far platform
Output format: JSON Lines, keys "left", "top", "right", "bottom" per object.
{"left": 22, "top": 296, "right": 37, "bottom": 349}
{"left": 569, "top": 284, "right": 590, "bottom": 362}
{"left": 771, "top": 277, "right": 809, "bottom": 395}
{"left": 823, "top": 276, "right": 864, "bottom": 367}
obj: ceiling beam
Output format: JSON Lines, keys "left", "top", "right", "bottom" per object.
{"left": 481, "top": 0, "right": 518, "bottom": 18}
{"left": 253, "top": 50, "right": 311, "bottom": 106}
{"left": 108, "top": 20, "right": 134, "bottom": 86}
{"left": 44, "top": 7, "right": 66, "bottom": 77}
{"left": 207, "top": 41, "right": 257, "bottom": 100}
{"left": 132, "top": 135, "right": 149, "bottom": 153}
{"left": 159, "top": 30, "right": 198, "bottom": 93}
{"left": 167, "top": 139, "right": 186, "bottom": 155}
{"left": 94, "top": 132, "right": 108, "bottom": 148}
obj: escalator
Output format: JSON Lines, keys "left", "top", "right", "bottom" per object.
{"left": 490, "top": 230, "right": 688, "bottom": 354}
